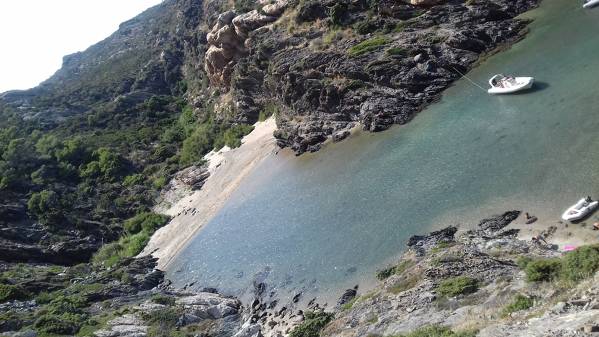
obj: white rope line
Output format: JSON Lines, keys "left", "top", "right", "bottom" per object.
{"left": 451, "top": 66, "right": 487, "bottom": 92}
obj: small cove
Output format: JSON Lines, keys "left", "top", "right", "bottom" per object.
{"left": 167, "top": 0, "right": 599, "bottom": 305}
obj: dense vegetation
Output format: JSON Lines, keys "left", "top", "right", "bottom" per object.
{"left": 518, "top": 245, "right": 599, "bottom": 283}
{"left": 0, "top": 89, "right": 253, "bottom": 265}
{"left": 93, "top": 212, "right": 170, "bottom": 267}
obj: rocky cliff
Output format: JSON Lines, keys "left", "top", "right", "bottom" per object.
{"left": 2, "top": 0, "right": 537, "bottom": 150}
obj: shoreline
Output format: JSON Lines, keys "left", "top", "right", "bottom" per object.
{"left": 141, "top": 118, "right": 278, "bottom": 269}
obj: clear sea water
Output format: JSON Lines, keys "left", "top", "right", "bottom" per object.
{"left": 167, "top": 0, "right": 599, "bottom": 305}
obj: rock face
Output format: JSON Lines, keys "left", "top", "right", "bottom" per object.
{"left": 205, "top": 11, "right": 248, "bottom": 88}
{"left": 231, "top": 0, "right": 538, "bottom": 153}
{"left": 0, "top": 220, "right": 104, "bottom": 265}
{"left": 204, "top": 4, "right": 287, "bottom": 88}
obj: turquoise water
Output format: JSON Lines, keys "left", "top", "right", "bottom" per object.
{"left": 168, "top": 0, "right": 599, "bottom": 304}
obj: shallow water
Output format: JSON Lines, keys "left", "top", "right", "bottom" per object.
{"left": 168, "top": 0, "right": 599, "bottom": 304}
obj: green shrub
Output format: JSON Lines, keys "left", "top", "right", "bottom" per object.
{"left": 152, "top": 176, "right": 167, "bottom": 189}
{"left": 524, "top": 258, "right": 561, "bottom": 282}
{"left": 144, "top": 307, "right": 183, "bottom": 337}
{"left": 376, "top": 260, "right": 414, "bottom": 280}
{"left": 391, "top": 325, "right": 478, "bottom": 337}
{"left": 501, "top": 294, "right": 534, "bottom": 317}
{"left": 377, "top": 266, "right": 397, "bottom": 280}
{"left": 123, "top": 212, "right": 170, "bottom": 234}
{"left": 94, "top": 212, "right": 168, "bottom": 266}
{"left": 46, "top": 294, "right": 88, "bottom": 314}
{"left": 123, "top": 173, "right": 145, "bottom": 187}
{"left": 92, "top": 242, "right": 123, "bottom": 266}
{"left": 386, "top": 47, "right": 406, "bottom": 56}
{"left": 180, "top": 124, "right": 216, "bottom": 166}
{"left": 35, "top": 291, "right": 56, "bottom": 304}
{"left": 516, "top": 256, "right": 533, "bottom": 269}
{"left": 348, "top": 36, "right": 390, "bottom": 57}
{"left": 120, "top": 232, "right": 151, "bottom": 257}
{"left": 341, "top": 296, "right": 357, "bottom": 311}
{"left": 289, "top": 311, "right": 335, "bottom": 337}
{"left": 92, "top": 231, "right": 149, "bottom": 266}
{"left": 34, "top": 312, "right": 87, "bottom": 335}
{"left": 151, "top": 294, "right": 176, "bottom": 306}
{"left": 259, "top": 102, "right": 279, "bottom": 121}
{"left": 27, "top": 189, "right": 62, "bottom": 224}
{"left": 215, "top": 124, "right": 254, "bottom": 149}
{"left": 0, "top": 284, "right": 30, "bottom": 303}
{"left": 561, "top": 245, "right": 599, "bottom": 282}
{"left": 437, "top": 276, "right": 479, "bottom": 297}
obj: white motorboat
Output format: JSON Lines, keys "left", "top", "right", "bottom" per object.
{"left": 561, "top": 198, "right": 599, "bottom": 221}
{"left": 584, "top": 0, "right": 599, "bottom": 8}
{"left": 488, "top": 74, "right": 534, "bottom": 94}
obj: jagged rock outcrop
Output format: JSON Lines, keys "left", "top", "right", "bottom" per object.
{"left": 205, "top": 11, "right": 248, "bottom": 88}
{"left": 204, "top": 3, "right": 287, "bottom": 89}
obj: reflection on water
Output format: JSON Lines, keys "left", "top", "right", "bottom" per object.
{"left": 168, "top": 0, "right": 599, "bottom": 305}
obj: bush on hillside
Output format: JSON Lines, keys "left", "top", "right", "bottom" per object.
{"left": 523, "top": 258, "right": 561, "bottom": 282}
{"left": 289, "top": 311, "right": 335, "bottom": 337}
{"left": 501, "top": 294, "right": 534, "bottom": 317}
{"left": 0, "top": 284, "right": 30, "bottom": 303}
{"left": 34, "top": 312, "right": 87, "bottom": 335}
{"left": 437, "top": 276, "right": 479, "bottom": 297}
{"left": 561, "top": 245, "right": 599, "bottom": 282}
{"left": 123, "top": 212, "right": 170, "bottom": 234}
{"left": 348, "top": 36, "right": 390, "bottom": 57}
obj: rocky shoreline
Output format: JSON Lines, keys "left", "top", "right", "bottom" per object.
{"left": 3, "top": 211, "right": 599, "bottom": 337}
{"left": 204, "top": 0, "right": 540, "bottom": 153}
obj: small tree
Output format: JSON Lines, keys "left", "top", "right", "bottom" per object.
{"left": 27, "top": 190, "right": 62, "bottom": 225}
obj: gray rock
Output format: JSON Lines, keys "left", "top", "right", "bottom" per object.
{"left": 233, "top": 323, "right": 263, "bottom": 337}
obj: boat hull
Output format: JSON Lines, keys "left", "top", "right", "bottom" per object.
{"left": 584, "top": 0, "right": 599, "bottom": 8}
{"left": 488, "top": 77, "right": 535, "bottom": 94}
{"left": 561, "top": 198, "right": 599, "bottom": 221}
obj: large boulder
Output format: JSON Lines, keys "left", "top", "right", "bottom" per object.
{"left": 232, "top": 10, "right": 277, "bottom": 39}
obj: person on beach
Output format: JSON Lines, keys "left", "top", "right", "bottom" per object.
{"left": 524, "top": 212, "right": 537, "bottom": 224}
{"left": 532, "top": 234, "right": 547, "bottom": 245}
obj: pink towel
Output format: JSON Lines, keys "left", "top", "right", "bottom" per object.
{"left": 563, "top": 245, "right": 577, "bottom": 251}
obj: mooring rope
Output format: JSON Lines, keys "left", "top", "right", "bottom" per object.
{"left": 451, "top": 66, "right": 488, "bottom": 92}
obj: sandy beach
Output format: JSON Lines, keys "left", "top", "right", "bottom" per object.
{"left": 141, "top": 117, "right": 278, "bottom": 269}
